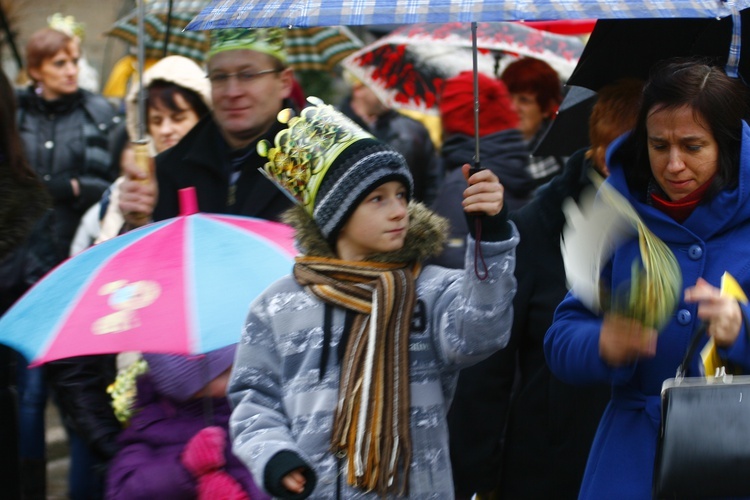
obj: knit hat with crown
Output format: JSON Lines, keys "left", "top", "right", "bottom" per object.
{"left": 258, "top": 97, "right": 413, "bottom": 243}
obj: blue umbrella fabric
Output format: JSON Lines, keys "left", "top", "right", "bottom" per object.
{"left": 186, "top": 0, "right": 748, "bottom": 30}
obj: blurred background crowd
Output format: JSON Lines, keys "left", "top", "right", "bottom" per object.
{"left": 0, "top": 4, "right": 590, "bottom": 495}
{"left": 5, "top": 2, "right": 744, "bottom": 500}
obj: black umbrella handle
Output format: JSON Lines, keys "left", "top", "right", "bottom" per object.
{"left": 471, "top": 21, "right": 482, "bottom": 173}
{"left": 469, "top": 22, "right": 488, "bottom": 279}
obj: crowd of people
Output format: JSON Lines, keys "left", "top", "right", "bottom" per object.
{"left": 1, "top": 12, "right": 749, "bottom": 500}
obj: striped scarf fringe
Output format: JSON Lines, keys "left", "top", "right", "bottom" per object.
{"left": 294, "top": 256, "right": 417, "bottom": 495}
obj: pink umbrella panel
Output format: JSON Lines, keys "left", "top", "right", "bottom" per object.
{"left": 0, "top": 212, "right": 297, "bottom": 365}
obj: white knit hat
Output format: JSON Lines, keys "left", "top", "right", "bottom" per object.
{"left": 125, "top": 55, "right": 212, "bottom": 149}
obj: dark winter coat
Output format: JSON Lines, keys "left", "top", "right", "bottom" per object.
{"left": 545, "top": 126, "right": 750, "bottom": 499}
{"left": 13, "top": 88, "right": 119, "bottom": 483}
{"left": 106, "top": 373, "right": 267, "bottom": 499}
{"left": 448, "top": 149, "right": 610, "bottom": 499}
{"left": 16, "top": 87, "right": 119, "bottom": 258}
{"left": 0, "top": 156, "right": 49, "bottom": 500}
{"left": 152, "top": 113, "right": 293, "bottom": 222}
{"left": 46, "top": 355, "right": 121, "bottom": 461}
{"left": 19, "top": 87, "right": 125, "bottom": 494}
{"left": 0, "top": 159, "right": 49, "bottom": 262}
{"left": 0, "top": 167, "right": 52, "bottom": 311}
{"left": 429, "top": 129, "right": 532, "bottom": 269}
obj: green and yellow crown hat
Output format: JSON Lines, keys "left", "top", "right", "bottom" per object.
{"left": 258, "top": 97, "right": 412, "bottom": 241}
{"left": 208, "top": 28, "right": 287, "bottom": 64}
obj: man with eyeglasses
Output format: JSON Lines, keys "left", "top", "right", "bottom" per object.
{"left": 119, "top": 28, "right": 295, "bottom": 225}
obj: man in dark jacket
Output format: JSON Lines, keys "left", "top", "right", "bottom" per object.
{"left": 120, "top": 27, "right": 295, "bottom": 224}
{"left": 339, "top": 76, "right": 441, "bottom": 205}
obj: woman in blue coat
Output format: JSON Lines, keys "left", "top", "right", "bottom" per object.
{"left": 544, "top": 59, "right": 750, "bottom": 499}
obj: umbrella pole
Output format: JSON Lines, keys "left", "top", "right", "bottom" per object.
{"left": 136, "top": 0, "right": 146, "bottom": 142}
{"left": 164, "top": 0, "right": 174, "bottom": 58}
{"left": 471, "top": 21, "right": 481, "bottom": 172}
{"left": 133, "top": 0, "right": 150, "bottom": 177}
{"left": 470, "top": 21, "right": 488, "bottom": 279}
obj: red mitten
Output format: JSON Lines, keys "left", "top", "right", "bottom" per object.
{"left": 196, "top": 470, "right": 251, "bottom": 500}
{"left": 181, "top": 426, "right": 227, "bottom": 477}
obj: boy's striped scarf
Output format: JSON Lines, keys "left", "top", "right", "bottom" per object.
{"left": 293, "top": 255, "right": 419, "bottom": 495}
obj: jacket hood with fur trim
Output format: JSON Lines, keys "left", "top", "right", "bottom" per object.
{"left": 282, "top": 201, "right": 449, "bottom": 264}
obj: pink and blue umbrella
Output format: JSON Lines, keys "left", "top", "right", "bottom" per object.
{"left": 0, "top": 188, "right": 297, "bottom": 365}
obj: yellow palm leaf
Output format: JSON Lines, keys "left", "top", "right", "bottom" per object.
{"left": 598, "top": 182, "right": 682, "bottom": 332}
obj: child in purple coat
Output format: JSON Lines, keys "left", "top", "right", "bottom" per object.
{"left": 105, "top": 345, "right": 266, "bottom": 499}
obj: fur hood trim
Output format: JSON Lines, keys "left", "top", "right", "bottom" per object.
{"left": 282, "top": 201, "right": 449, "bottom": 263}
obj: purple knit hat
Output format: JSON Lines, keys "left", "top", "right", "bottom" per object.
{"left": 143, "top": 344, "right": 237, "bottom": 402}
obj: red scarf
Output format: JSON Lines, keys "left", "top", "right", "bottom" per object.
{"left": 650, "top": 177, "right": 714, "bottom": 223}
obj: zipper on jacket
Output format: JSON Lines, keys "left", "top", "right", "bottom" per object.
{"left": 335, "top": 450, "right": 345, "bottom": 500}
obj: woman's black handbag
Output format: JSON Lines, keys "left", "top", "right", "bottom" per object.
{"left": 653, "top": 311, "right": 750, "bottom": 499}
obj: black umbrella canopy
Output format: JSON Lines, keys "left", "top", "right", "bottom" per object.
{"left": 568, "top": 12, "right": 750, "bottom": 91}
{"left": 534, "top": 85, "right": 597, "bottom": 157}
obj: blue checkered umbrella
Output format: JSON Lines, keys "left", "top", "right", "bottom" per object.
{"left": 186, "top": 0, "right": 747, "bottom": 30}
{"left": 185, "top": 0, "right": 749, "bottom": 170}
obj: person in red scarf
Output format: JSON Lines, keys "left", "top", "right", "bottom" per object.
{"left": 545, "top": 58, "right": 750, "bottom": 499}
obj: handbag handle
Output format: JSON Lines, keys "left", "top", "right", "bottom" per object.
{"left": 676, "top": 322, "right": 707, "bottom": 379}
{"left": 676, "top": 300, "right": 750, "bottom": 379}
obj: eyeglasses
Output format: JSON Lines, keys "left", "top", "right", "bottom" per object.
{"left": 207, "top": 69, "right": 282, "bottom": 87}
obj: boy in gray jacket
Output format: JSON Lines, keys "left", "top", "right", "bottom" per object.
{"left": 228, "top": 98, "right": 518, "bottom": 499}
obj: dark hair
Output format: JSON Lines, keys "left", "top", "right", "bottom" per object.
{"left": 500, "top": 57, "right": 562, "bottom": 114}
{"left": 108, "top": 122, "right": 131, "bottom": 175}
{"left": 25, "top": 28, "right": 74, "bottom": 73}
{"left": 0, "top": 69, "right": 41, "bottom": 187}
{"left": 623, "top": 58, "right": 749, "bottom": 197}
{"left": 146, "top": 80, "right": 210, "bottom": 120}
